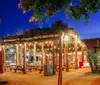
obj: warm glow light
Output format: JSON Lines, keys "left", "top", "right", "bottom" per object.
{"left": 77, "top": 40, "right": 81, "bottom": 44}
{"left": 63, "top": 35, "right": 68, "bottom": 41}
{"left": 54, "top": 46, "right": 56, "bottom": 48}
{"left": 0, "top": 46, "right": 1, "bottom": 51}
{"left": 29, "top": 43, "right": 31, "bottom": 46}
{"left": 10, "top": 49, "right": 14, "bottom": 53}
{"left": 45, "top": 41, "right": 48, "bottom": 44}
{"left": 26, "top": 52, "right": 29, "bottom": 56}
{"left": 20, "top": 44, "right": 22, "bottom": 46}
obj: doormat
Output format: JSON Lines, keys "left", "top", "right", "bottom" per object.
{"left": 0, "top": 81, "right": 9, "bottom": 85}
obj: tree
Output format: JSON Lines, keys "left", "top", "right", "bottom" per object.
{"left": 52, "top": 20, "right": 68, "bottom": 31}
{"left": 16, "top": 29, "right": 23, "bottom": 35}
{"left": 18, "top": 0, "right": 100, "bottom": 23}
{"left": 88, "top": 50, "right": 99, "bottom": 73}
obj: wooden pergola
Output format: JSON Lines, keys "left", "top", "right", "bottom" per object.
{"left": 0, "top": 28, "right": 87, "bottom": 75}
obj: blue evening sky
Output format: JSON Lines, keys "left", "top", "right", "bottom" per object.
{"left": 0, "top": 0, "right": 100, "bottom": 39}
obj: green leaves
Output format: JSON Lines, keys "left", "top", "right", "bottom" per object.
{"left": 19, "top": 0, "right": 100, "bottom": 23}
{"left": 88, "top": 50, "right": 98, "bottom": 64}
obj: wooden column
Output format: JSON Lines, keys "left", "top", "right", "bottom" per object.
{"left": 2, "top": 46, "right": 6, "bottom": 72}
{"left": 58, "top": 34, "right": 62, "bottom": 85}
{"left": 23, "top": 43, "right": 26, "bottom": 74}
{"left": 52, "top": 40, "right": 56, "bottom": 75}
{"left": 75, "top": 36, "right": 78, "bottom": 69}
{"left": 19, "top": 44, "right": 22, "bottom": 66}
{"left": 55, "top": 45, "right": 58, "bottom": 66}
{"left": 0, "top": 51, "right": 3, "bottom": 73}
{"left": 42, "top": 42, "right": 45, "bottom": 65}
{"left": 82, "top": 48, "right": 84, "bottom": 62}
{"left": 16, "top": 45, "right": 19, "bottom": 65}
{"left": 0, "top": 46, "right": 5, "bottom": 73}
{"left": 34, "top": 42, "right": 36, "bottom": 64}
{"left": 65, "top": 46, "right": 69, "bottom": 72}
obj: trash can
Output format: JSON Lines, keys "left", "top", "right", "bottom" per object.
{"left": 44, "top": 64, "right": 53, "bottom": 76}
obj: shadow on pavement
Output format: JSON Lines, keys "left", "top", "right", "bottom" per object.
{"left": 0, "top": 81, "right": 9, "bottom": 85}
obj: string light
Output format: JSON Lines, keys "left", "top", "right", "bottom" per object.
{"left": 54, "top": 46, "right": 56, "bottom": 49}
{"left": 0, "top": 46, "right": 1, "bottom": 51}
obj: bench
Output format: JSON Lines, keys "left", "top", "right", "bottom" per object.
{"left": 14, "top": 66, "right": 23, "bottom": 72}
{"left": 39, "top": 66, "right": 44, "bottom": 73}
{"left": 26, "top": 65, "right": 33, "bottom": 72}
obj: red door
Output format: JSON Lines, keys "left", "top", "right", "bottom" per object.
{"left": 0, "top": 51, "right": 4, "bottom": 74}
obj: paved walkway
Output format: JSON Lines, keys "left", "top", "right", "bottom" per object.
{"left": 0, "top": 68, "right": 100, "bottom": 85}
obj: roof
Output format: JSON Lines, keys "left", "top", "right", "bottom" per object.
{"left": 1, "top": 27, "right": 80, "bottom": 45}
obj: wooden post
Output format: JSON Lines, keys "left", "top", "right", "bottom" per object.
{"left": 42, "top": 42, "right": 45, "bottom": 65}
{"left": 23, "top": 43, "right": 26, "bottom": 74}
{"left": 82, "top": 48, "right": 84, "bottom": 62}
{"left": 63, "top": 34, "right": 69, "bottom": 72}
{"left": 0, "top": 46, "right": 5, "bottom": 73}
{"left": 19, "top": 44, "right": 22, "bottom": 66}
{"left": 58, "top": 33, "right": 62, "bottom": 85}
{"left": 75, "top": 35, "right": 78, "bottom": 69}
{"left": 65, "top": 46, "right": 69, "bottom": 72}
{"left": 52, "top": 40, "right": 56, "bottom": 75}
{"left": 34, "top": 42, "right": 36, "bottom": 64}
{"left": 55, "top": 44, "right": 58, "bottom": 66}
{"left": 2, "top": 46, "right": 5, "bottom": 72}
{"left": 16, "top": 45, "right": 19, "bottom": 65}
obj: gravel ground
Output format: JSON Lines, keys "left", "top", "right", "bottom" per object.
{"left": 0, "top": 68, "right": 100, "bottom": 85}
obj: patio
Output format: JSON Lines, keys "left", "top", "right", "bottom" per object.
{"left": 0, "top": 68, "right": 100, "bottom": 85}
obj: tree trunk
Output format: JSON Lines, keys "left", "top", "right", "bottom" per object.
{"left": 88, "top": 57, "right": 95, "bottom": 73}
{"left": 58, "top": 35, "right": 62, "bottom": 85}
